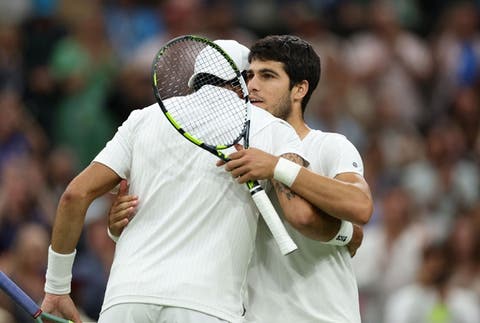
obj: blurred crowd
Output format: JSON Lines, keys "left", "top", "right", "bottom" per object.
{"left": 0, "top": 0, "right": 479, "bottom": 322}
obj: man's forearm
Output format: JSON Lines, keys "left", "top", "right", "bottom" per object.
{"left": 273, "top": 178, "right": 342, "bottom": 241}
{"left": 286, "top": 168, "right": 373, "bottom": 225}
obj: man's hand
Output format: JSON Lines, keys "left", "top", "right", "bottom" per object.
{"left": 108, "top": 180, "right": 138, "bottom": 237}
{"left": 41, "top": 293, "right": 81, "bottom": 323}
{"left": 346, "top": 224, "right": 363, "bottom": 257}
{"left": 217, "top": 144, "right": 279, "bottom": 183}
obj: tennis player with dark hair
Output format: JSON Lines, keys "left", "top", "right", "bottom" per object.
{"left": 40, "top": 40, "right": 318, "bottom": 323}
{"left": 224, "top": 35, "right": 373, "bottom": 323}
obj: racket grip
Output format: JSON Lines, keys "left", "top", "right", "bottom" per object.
{"left": 0, "top": 271, "right": 42, "bottom": 318}
{"left": 250, "top": 188, "right": 298, "bottom": 255}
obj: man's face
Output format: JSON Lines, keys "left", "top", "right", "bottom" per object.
{"left": 246, "top": 59, "right": 293, "bottom": 121}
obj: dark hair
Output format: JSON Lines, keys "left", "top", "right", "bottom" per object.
{"left": 192, "top": 73, "right": 228, "bottom": 91}
{"left": 249, "top": 35, "right": 321, "bottom": 113}
{"left": 192, "top": 73, "right": 243, "bottom": 92}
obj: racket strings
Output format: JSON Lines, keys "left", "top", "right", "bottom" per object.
{"left": 153, "top": 38, "right": 248, "bottom": 147}
{"left": 168, "top": 84, "right": 246, "bottom": 145}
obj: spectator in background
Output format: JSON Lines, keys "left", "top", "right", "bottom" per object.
{"left": 446, "top": 211, "right": 480, "bottom": 295}
{"left": 103, "top": 0, "right": 164, "bottom": 64}
{"left": 1, "top": 88, "right": 50, "bottom": 157}
{"left": 430, "top": 1, "right": 480, "bottom": 118}
{"left": 0, "top": 308, "right": 13, "bottom": 323}
{"left": 401, "top": 119, "right": 479, "bottom": 238}
{"left": 201, "top": 0, "right": 257, "bottom": 48}
{"left": 0, "top": 90, "right": 31, "bottom": 171}
{"left": 0, "top": 0, "right": 30, "bottom": 27}
{"left": 282, "top": 2, "right": 369, "bottom": 153}
{"left": 449, "top": 87, "right": 480, "bottom": 156}
{"left": 105, "top": 54, "right": 155, "bottom": 126}
{"left": 50, "top": 1, "right": 117, "bottom": 169}
{"left": 0, "top": 23, "right": 23, "bottom": 92}
{"left": 21, "top": 0, "right": 66, "bottom": 140}
{"left": 344, "top": 0, "right": 432, "bottom": 127}
{"left": 384, "top": 241, "right": 480, "bottom": 323}
{"left": 107, "top": 0, "right": 206, "bottom": 124}
{"left": 352, "top": 184, "right": 431, "bottom": 323}
{"left": 0, "top": 223, "right": 49, "bottom": 323}
{"left": 0, "top": 157, "right": 51, "bottom": 255}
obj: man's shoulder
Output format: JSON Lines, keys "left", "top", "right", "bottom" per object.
{"left": 124, "top": 103, "right": 160, "bottom": 122}
{"left": 306, "top": 129, "right": 352, "bottom": 147}
{"left": 308, "top": 129, "right": 346, "bottom": 140}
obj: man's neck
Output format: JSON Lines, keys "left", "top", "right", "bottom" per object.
{"left": 287, "top": 114, "right": 310, "bottom": 140}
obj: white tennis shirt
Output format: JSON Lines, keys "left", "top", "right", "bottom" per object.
{"left": 246, "top": 130, "right": 364, "bottom": 323}
{"left": 93, "top": 91, "right": 303, "bottom": 322}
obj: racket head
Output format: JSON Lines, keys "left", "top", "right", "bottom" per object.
{"left": 152, "top": 35, "right": 250, "bottom": 154}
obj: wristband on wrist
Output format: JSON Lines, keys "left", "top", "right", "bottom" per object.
{"left": 273, "top": 157, "right": 302, "bottom": 187}
{"left": 44, "top": 246, "right": 76, "bottom": 295}
{"left": 107, "top": 227, "right": 119, "bottom": 243}
{"left": 325, "top": 221, "right": 353, "bottom": 246}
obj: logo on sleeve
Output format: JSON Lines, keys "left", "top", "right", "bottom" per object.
{"left": 352, "top": 162, "right": 358, "bottom": 168}
{"left": 336, "top": 235, "right": 348, "bottom": 242}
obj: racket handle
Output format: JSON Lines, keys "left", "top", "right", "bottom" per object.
{"left": 0, "top": 271, "right": 73, "bottom": 323}
{"left": 250, "top": 185, "right": 298, "bottom": 255}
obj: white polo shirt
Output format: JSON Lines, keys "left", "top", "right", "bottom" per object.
{"left": 94, "top": 98, "right": 302, "bottom": 322}
{"left": 247, "top": 130, "right": 364, "bottom": 323}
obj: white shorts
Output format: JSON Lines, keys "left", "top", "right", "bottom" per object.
{"left": 98, "top": 304, "right": 231, "bottom": 323}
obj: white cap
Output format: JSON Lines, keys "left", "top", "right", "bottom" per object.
{"left": 187, "top": 39, "right": 250, "bottom": 88}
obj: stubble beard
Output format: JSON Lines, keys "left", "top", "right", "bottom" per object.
{"left": 272, "top": 93, "right": 292, "bottom": 121}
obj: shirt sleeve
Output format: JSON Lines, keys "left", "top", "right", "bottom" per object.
{"left": 93, "top": 109, "right": 143, "bottom": 179}
{"left": 321, "top": 134, "right": 364, "bottom": 178}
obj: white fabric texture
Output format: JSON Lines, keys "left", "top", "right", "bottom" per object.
{"left": 93, "top": 103, "right": 302, "bottom": 323}
{"left": 99, "top": 304, "right": 230, "bottom": 323}
{"left": 246, "top": 129, "right": 364, "bottom": 323}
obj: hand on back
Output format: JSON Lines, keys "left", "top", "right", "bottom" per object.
{"left": 108, "top": 180, "right": 138, "bottom": 237}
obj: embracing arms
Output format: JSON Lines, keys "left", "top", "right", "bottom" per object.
{"left": 221, "top": 146, "right": 372, "bottom": 255}
{"left": 223, "top": 147, "right": 373, "bottom": 225}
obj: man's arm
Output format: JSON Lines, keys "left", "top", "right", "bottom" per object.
{"left": 220, "top": 147, "right": 356, "bottom": 244}
{"left": 271, "top": 153, "right": 343, "bottom": 241}
{"left": 224, "top": 147, "right": 373, "bottom": 225}
{"left": 51, "top": 162, "right": 122, "bottom": 252}
{"left": 222, "top": 147, "right": 370, "bottom": 254}
{"left": 41, "top": 162, "right": 121, "bottom": 322}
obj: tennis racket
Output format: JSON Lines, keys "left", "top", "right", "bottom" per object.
{"left": 151, "top": 35, "right": 297, "bottom": 255}
{"left": 0, "top": 271, "right": 73, "bottom": 323}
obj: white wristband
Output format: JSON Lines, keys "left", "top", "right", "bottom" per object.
{"left": 325, "top": 221, "right": 353, "bottom": 246}
{"left": 44, "top": 246, "right": 76, "bottom": 295}
{"left": 273, "top": 157, "right": 302, "bottom": 187}
{"left": 107, "top": 227, "right": 119, "bottom": 243}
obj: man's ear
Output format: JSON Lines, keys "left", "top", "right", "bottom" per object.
{"left": 293, "top": 80, "right": 309, "bottom": 101}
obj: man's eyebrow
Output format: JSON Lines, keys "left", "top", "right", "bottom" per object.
{"left": 255, "top": 68, "right": 280, "bottom": 76}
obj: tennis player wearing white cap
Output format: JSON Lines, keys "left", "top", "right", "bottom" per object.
{"left": 40, "top": 39, "right": 314, "bottom": 323}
